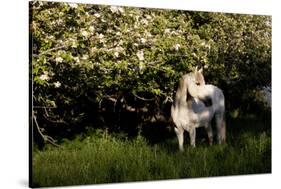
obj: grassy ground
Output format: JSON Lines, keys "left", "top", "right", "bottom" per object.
{"left": 31, "top": 118, "right": 271, "bottom": 187}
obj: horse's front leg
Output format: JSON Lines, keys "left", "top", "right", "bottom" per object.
{"left": 189, "top": 127, "right": 196, "bottom": 147}
{"left": 174, "top": 127, "right": 184, "bottom": 151}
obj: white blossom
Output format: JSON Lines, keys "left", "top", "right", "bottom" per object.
{"left": 81, "top": 30, "right": 89, "bottom": 37}
{"left": 173, "top": 44, "right": 181, "bottom": 51}
{"left": 98, "top": 33, "right": 105, "bottom": 43}
{"left": 54, "top": 81, "right": 61, "bottom": 88}
{"left": 118, "top": 40, "right": 124, "bottom": 46}
{"left": 110, "top": 6, "right": 124, "bottom": 14}
{"left": 200, "top": 41, "right": 211, "bottom": 50}
{"left": 46, "top": 35, "right": 55, "bottom": 40}
{"left": 73, "top": 57, "right": 80, "bottom": 63}
{"left": 164, "top": 29, "right": 170, "bottom": 34}
{"left": 70, "top": 38, "right": 78, "bottom": 48}
{"left": 89, "top": 26, "right": 94, "bottom": 32}
{"left": 115, "top": 46, "right": 124, "bottom": 52}
{"left": 90, "top": 47, "right": 97, "bottom": 53}
{"left": 200, "top": 42, "right": 206, "bottom": 46}
{"left": 71, "top": 42, "right": 77, "bottom": 48}
{"left": 55, "top": 57, "right": 63, "bottom": 63}
{"left": 114, "top": 52, "right": 119, "bottom": 57}
{"left": 39, "top": 71, "right": 49, "bottom": 81}
{"left": 192, "top": 52, "right": 197, "bottom": 57}
{"left": 140, "top": 19, "right": 148, "bottom": 25}
{"left": 107, "top": 29, "right": 113, "bottom": 33}
{"left": 145, "top": 32, "right": 152, "bottom": 38}
{"left": 94, "top": 13, "right": 101, "bottom": 18}
{"left": 82, "top": 55, "right": 89, "bottom": 60}
{"left": 206, "top": 44, "right": 211, "bottom": 50}
{"left": 98, "top": 33, "right": 104, "bottom": 39}
{"left": 136, "top": 50, "right": 144, "bottom": 61}
{"left": 140, "top": 38, "right": 146, "bottom": 44}
{"left": 68, "top": 3, "right": 78, "bottom": 8}
{"left": 39, "top": 74, "right": 49, "bottom": 81}
{"left": 118, "top": 7, "right": 124, "bottom": 13}
{"left": 146, "top": 15, "right": 152, "bottom": 20}
{"left": 134, "top": 23, "right": 140, "bottom": 29}
{"left": 135, "top": 15, "right": 140, "bottom": 21}
{"left": 110, "top": 6, "right": 118, "bottom": 13}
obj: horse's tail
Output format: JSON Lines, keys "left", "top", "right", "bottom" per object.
{"left": 221, "top": 91, "right": 226, "bottom": 143}
{"left": 215, "top": 111, "right": 226, "bottom": 144}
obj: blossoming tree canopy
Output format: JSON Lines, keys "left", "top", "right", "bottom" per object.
{"left": 30, "top": 1, "right": 271, "bottom": 138}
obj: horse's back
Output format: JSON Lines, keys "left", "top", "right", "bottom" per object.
{"left": 205, "top": 84, "right": 225, "bottom": 112}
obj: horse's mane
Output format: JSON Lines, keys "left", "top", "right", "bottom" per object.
{"left": 182, "top": 74, "right": 192, "bottom": 101}
{"left": 173, "top": 74, "right": 192, "bottom": 107}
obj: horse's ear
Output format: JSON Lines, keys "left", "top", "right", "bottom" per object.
{"left": 194, "top": 66, "right": 198, "bottom": 73}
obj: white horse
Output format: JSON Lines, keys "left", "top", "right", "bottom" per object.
{"left": 187, "top": 70, "right": 226, "bottom": 144}
{"left": 171, "top": 68, "right": 226, "bottom": 151}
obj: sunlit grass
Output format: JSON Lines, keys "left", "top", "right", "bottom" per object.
{"left": 32, "top": 119, "right": 271, "bottom": 187}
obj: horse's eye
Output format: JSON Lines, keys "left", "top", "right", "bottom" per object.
{"left": 195, "top": 82, "right": 200, "bottom": 85}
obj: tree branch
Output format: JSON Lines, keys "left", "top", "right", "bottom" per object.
{"left": 163, "top": 96, "right": 173, "bottom": 103}
{"left": 132, "top": 92, "right": 155, "bottom": 101}
{"left": 167, "top": 53, "right": 189, "bottom": 57}
{"left": 33, "top": 106, "right": 57, "bottom": 109}
{"left": 33, "top": 112, "right": 60, "bottom": 148}
{"left": 33, "top": 45, "right": 67, "bottom": 57}
{"left": 43, "top": 107, "right": 69, "bottom": 125}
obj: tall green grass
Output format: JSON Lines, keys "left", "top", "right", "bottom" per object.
{"left": 32, "top": 119, "right": 271, "bottom": 187}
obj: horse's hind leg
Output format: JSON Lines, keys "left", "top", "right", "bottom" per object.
{"left": 215, "top": 113, "right": 226, "bottom": 144}
{"left": 205, "top": 123, "right": 213, "bottom": 146}
{"left": 174, "top": 127, "right": 184, "bottom": 151}
{"left": 189, "top": 127, "right": 196, "bottom": 147}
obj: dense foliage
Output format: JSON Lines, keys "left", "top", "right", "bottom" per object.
{"left": 30, "top": 2, "right": 271, "bottom": 144}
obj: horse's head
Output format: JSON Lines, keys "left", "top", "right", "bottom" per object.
{"left": 176, "top": 66, "right": 206, "bottom": 102}
{"left": 184, "top": 67, "right": 213, "bottom": 107}
{"left": 177, "top": 66, "right": 206, "bottom": 102}
{"left": 183, "top": 66, "right": 205, "bottom": 87}
{"left": 193, "top": 66, "right": 205, "bottom": 85}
